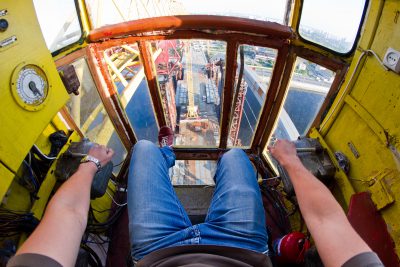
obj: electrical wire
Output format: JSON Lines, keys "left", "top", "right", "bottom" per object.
{"left": 86, "top": 204, "right": 125, "bottom": 233}
{"left": 260, "top": 180, "right": 292, "bottom": 233}
{"left": 80, "top": 244, "right": 103, "bottom": 267}
{"left": 113, "top": 160, "right": 125, "bottom": 168}
{"left": 91, "top": 207, "right": 114, "bottom": 214}
{"left": 105, "top": 190, "right": 127, "bottom": 207}
{"left": 366, "top": 49, "right": 389, "bottom": 71}
{"left": 32, "top": 144, "right": 57, "bottom": 161}
{"left": 22, "top": 160, "right": 38, "bottom": 192}
{"left": 0, "top": 208, "right": 39, "bottom": 238}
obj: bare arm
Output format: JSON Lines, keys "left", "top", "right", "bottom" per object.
{"left": 16, "top": 145, "right": 114, "bottom": 267}
{"left": 269, "top": 140, "right": 371, "bottom": 267}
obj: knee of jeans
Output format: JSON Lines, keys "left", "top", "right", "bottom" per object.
{"left": 222, "top": 148, "right": 247, "bottom": 161}
{"left": 133, "top": 140, "right": 157, "bottom": 154}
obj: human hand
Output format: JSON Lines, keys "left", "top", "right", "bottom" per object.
{"left": 88, "top": 144, "right": 114, "bottom": 167}
{"left": 268, "top": 139, "right": 299, "bottom": 167}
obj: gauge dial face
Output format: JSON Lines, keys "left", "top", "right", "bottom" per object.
{"left": 15, "top": 65, "right": 48, "bottom": 106}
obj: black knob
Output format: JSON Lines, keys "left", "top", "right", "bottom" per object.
{"left": 0, "top": 19, "right": 8, "bottom": 32}
{"left": 29, "top": 81, "right": 42, "bottom": 96}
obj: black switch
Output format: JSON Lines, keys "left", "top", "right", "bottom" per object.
{"left": 0, "top": 19, "right": 8, "bottom": 32}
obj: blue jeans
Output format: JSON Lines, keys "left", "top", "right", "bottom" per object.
{"left": 127, "top": 140, "right": 268, "bottom": 261}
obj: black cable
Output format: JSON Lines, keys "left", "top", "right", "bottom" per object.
{"left": 89, "top": 205, "right": 100, "bottom": 224}
{"left": 260, "top": 181, "right": 292, "bottom": 233}
{"left": 80, "top": 244, "right": 103, "bottom": 267}
{"left": 91, "top": 207, "right": 114, "bottom": 213}
{"left": 95, "top": 234, "right": 110, "bottom": 244}
{"left": 32, "top": 144, "right": 56, "bottom": 161}
{"left": 86, "top": 205, "right": 125, "bottom": 233}
{"left": 113, "top": 160, "right": 124, "bottom": 168}
{"left": 0, "top": 208, "right": 39, "bottom": 238}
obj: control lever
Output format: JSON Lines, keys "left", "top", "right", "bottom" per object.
{"left": 276, "top": 137, "right": 335, "bottom": 198}
{"left": 55, "top": 138, "right": 114, "bottom": 199}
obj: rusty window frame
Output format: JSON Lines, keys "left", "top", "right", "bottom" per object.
{"left": 82, "top": 15, "right": 347, "bottom": 172}
{"left": 55, "top": 47, "right": 135, "bottom": 179}
{"left": 258, "top": 45, "right": 348, "bottom": 163}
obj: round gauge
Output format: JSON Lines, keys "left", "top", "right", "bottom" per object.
{"left": 11, "top": 63, "right": 50, "bottom": 111}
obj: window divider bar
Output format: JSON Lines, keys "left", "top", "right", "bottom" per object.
{"left": 309, "top": 65, "right": 348, "bottom": 132}
{"left": 138, "top": 41, "right": 167, "bottom": 127}
{"left": 174, "top": 148, "right": 252, "bottom": 160}
{"left": 253, "top": 45, "right": 294, "bottom": 152}
{"left": 86, "top": 44, "right": 136, "bottom": 149}
{"left": 59, "top": 106, "right": 84, "bottom": 138}
{"left": 219, "top": 41, "right": 239, "bottom": 149}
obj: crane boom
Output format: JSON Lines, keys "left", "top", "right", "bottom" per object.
{"left": 186, "top": 45, "right": 199, "bottom": 118}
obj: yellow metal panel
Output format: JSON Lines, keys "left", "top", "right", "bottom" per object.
{"left": 344, "top": 95, "right": 388, "bottom": 145}
{"left": 0, "top": 163, "right": 15, "bottom": 201}
{"left": 51, "top": 113, "right": 70, "bottom": 133}
{"left": 320, "top": 0, "right": 400, "bottom": 255}
{"left": 309, "top": 128, "right": 355, "bottom": 209}
{"left": 1, "top": 180, "right": 31, "bottom": 212}
{"left": 289, "top": 0, "right": 301, "bottom": 30}
{"left": 0, "top": 0, "right": 69, "bottom": 173}
{"left": 34, "top": 113, "right": 70, "bottom": 156}
{"left": 31, "top": 131, "right": 81, "bottom": 219}
{"left": 91, "top": 181, "right": 115, "bottom": 223}
{"left": 358, "top": 0, "right": 385, "bottom": 50}
{"left": 369, "top": 169, "right": 397, "bottom": 210}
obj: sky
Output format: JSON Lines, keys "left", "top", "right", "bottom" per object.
{"left": 32, "top": 0, "right": 367, "bottom": 50}
{"left": 300, "top": 0, "right": 366, "bottom": 41}
{"left": 181, "top": 0, "right": 366, "bottom": 41}
{"left": 33, "top": 0, "right": 81, "bottom": 51}
{"left": 180, "top": 0, "right": 287, "bottom": 22}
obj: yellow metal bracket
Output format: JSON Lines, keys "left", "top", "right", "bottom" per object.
{"left": 30, "top": 131, "right": 81, "bottom": 219}
{"left": 0, "top": 163, "right": 15, "bottom": 201}
{"left": 344, "top": 95, "right": 389, "bottom": 145}
{"left": 309, "top": 128, "right": 355, "bottom": 208}
{"left": 368, "top": 169, "right": 397, "bottom": 210}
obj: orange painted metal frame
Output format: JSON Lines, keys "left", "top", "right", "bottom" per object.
{"left": 87, "top": 44, "right": 137, "bottom": 150}
{"left": 138, "top": 41, "right": 167, "bottom": 127}
{"left": 54, "top": 47, "right": 136, "bottom": 151}
{"left": 83, "top": 15, "right": 348, "bottom": 163}
{"left": 89, "top": 15, "right": 293, "bottom": 42}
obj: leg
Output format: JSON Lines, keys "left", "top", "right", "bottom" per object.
{"left": 127, "top": 140, "right": 191, "bottom": 260}
{"left": 198, "top": 149, "right": 268, "bottom": 253}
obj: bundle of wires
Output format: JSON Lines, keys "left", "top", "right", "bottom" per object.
{"left": 21, "top": 148, "right": 54, "bottom": 196}
{"left": 87, "top": 180, "right": 127, "bottom": 234}
{"left": 80, "top": 243, "right": 104, "bottom": 267}
{"left": 80, "top": 233, "right": 110, "bottom": 267}
{"left": 0, "top": 208, "right": 39, "bottom": 238}
{"left": 83, "top": 203, "right": 125, "bottom": 266}
{"left": 260, "top": 179, "right": 292, "bottom": 234}
{"left": 86, "top": 205, "right": 125, "bottom": 234}
{"left": 21, "top": 153, "right": 40, "bottom": 194}
{"left": 80, "top": 175, "right": 127, "bottom": 266}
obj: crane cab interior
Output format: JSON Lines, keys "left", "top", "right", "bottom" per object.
{"left": 0, "top": 0, "right": 399, "bottom": 266}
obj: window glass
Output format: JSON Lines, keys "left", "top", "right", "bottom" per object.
{"left": 33, "top": 0, "right": 82, "bottom": 52}
{"left": 86, "top": 0, "right": 288, "bottom": 29}
{"left": 299, "top": 0, "right": 367, "bottom": 54}
{"left": 172, "top": 160, "right": 216, "bottom": 185}
{"left": 228, "top": 45, "right": 277, "bottom": 147}
{"left": 263, "top": 58, "right": 335, "bottom": 169}
{"left": 104, "top": 44, "right": 159, "bottom": 143}
{"left": 65, "top": 58, "right": 127, "bottom": 174}
{"left": 152, "top": 40, "right": 226, "bottom": 147}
